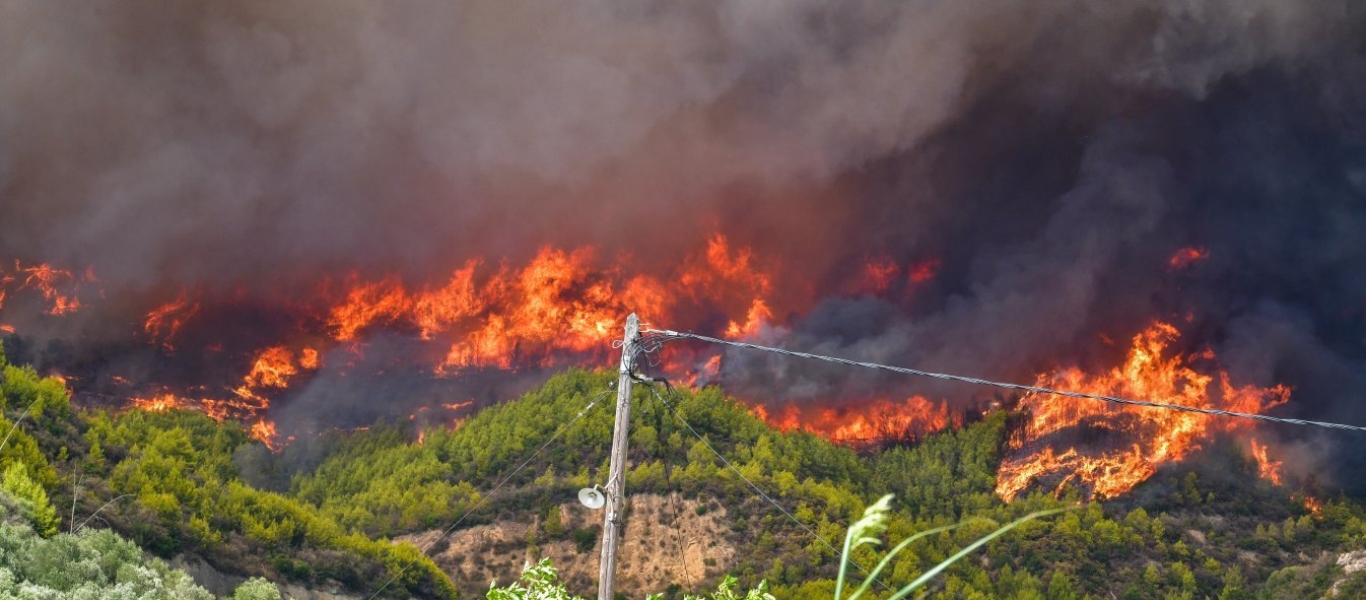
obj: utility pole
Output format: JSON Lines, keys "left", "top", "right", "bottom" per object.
{"left": 598, "top": 313, "right": 639, "bottom": 600}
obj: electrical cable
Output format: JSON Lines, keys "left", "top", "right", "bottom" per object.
{"left": 640, "top": 329, "right": 1366, "bottom": 434}
{"left": 367, "top": 386, "right": 612, "bottom": 600}
{"left": 665, "top": 487, "right": 696, "bottom": 591}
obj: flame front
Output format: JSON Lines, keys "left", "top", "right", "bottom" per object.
{"left": 995, "top": 321, "right": 1291, "bottom": 501}
{"left": 750, "top": 396, "right": 957, "bottom": 447}
{"left": 0, "top": 239, "right": 1305, "bottom": 492}
{"left": 324, "top": 235, "right": 774, "bottom": 374}
{"left": 106, "top": 234, "right": 775, "bottom": 450}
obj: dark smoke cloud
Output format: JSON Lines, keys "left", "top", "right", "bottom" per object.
{"left": 3, "top": 1, "right": 1366, "bottom": 486}
{"left": 2, "top": 0, "right": 1354, "bottom": 282}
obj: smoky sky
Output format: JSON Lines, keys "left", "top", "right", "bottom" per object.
{"left": 4, "top": 1, "right": 1366, "bottom": 487}
{"left": 1, "top": 0, "right": 1357, "bottom": 282}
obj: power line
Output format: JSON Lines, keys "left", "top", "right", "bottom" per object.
{"left": 367, "top": 386, "right": 612, "bottom": 600}
{"left": 641, "top": 382, "right": 895, "bottom": 595}
{"left": 640, "top": 329, "right": 1366, "bottom": 434}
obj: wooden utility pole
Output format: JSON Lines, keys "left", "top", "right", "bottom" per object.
{"left": 598, "top": 313, "right": 639, "bottom": 600}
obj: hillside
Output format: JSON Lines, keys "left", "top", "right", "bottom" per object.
{"left": 2, "top": 346, "right": 1366, "bottom": 599}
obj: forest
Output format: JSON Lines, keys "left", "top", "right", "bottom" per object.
{"left": 1, "top": 344, "right": 1364, "bottom": 599}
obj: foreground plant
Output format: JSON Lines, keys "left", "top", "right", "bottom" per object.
{"left": 487, "top": 560, "right": 774, "bottom": 600}
{"left": 835, "top": 494, "right": 1064, "bottom": 600}
{"left": 488, "top": 494, "right": 1059, "bottom": 600}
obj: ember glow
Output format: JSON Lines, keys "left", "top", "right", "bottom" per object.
{"left": 995, "top": 322, "right": 1291, "bottom": 500}
{"left": 1168, "top": 247, "right": 1209, "bottom": 270}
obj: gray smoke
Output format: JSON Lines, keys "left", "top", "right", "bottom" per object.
{"left": 3, "top": 0, "right": 1366, "bottom": 488}
{"left": 1, "top": 0, "right": 1354, "bottom": 282}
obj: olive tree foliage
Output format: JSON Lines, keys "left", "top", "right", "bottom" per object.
{"left": 487, "top": 559, "right": 775, "bottom": 600}
{"left": 0, "top": 487, "right": 282, "bottom": 600}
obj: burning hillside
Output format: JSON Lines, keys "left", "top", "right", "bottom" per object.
{"left": 0, "top": 238, "right": 1320, "bottom": 502}
{"left": 3, "top": 0, "right": 1366, "bottom": 501}
{"left": 995, "top": 321, "right": 1291, "bottom": 500}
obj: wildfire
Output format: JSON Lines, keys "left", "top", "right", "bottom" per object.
{"left": 1168, "top": 247, "right": 1209, "bottom": 270}
{"left": 846, "top": 255, "right": 940, "bottom": 298}
{"left": 144, "top": 292, "right": 201, "bottom": 350}
{"left": 103, "top": 235, "right": 769, "bottom": 452}
{"left": 300, "top": 348, "right": 321, "bottom": 370}
{"left": 441, "top": 400, "right": 475, "bottom": 412}
{"left": 749, "top": 396, "right": 957, "bottom": 447}
{"left": 0, "top": 261, "right": 90, "bottom": 317}
{"left": 320, "top": 235, "right": 773, "bottom": 375}
{"left": 250, "top": 420, "right": 284, "bottom": 452}
{"left": 907, "top": 258, "right": 941, "bottom": 285}
{"left": 857, "top": 256, "right": 901, "bottom": 294}
{"left": 724, "top": 299, "right": 773, "bottom": 340}
{"left": 995, "top": 321, "right": 1291, "bottom": 501}
{"left": 1249, "top": 438, "right": 1283, "bottom": 486}
{"left": 124, "top": 345, "right": 322, "bottom": 452}
{"left": 1304, "top": 495, "right": 1324, "bottom": 516}
{"left": 131, "top": 393, "right": 192, "bottom": 413}
{"left": 4, "top": 235, "right": 1303, "bottom": 490}
{"left": 20, "top": 263, "right": 84, "bottom": 315}
{"left": 242, "top": 347, "right": 302, "bottom": 388}
{"left": 11, "top": 235, "right": 773, "bottom": 444}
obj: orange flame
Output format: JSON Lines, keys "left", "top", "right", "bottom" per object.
{"left": 250, "top": 420, "right": 284, "bottom": 452}
{"left": 995, "top": 321, "right": 1290, "bottom": 501}
{"left": 329, "top": 277, "right": 412, "bottom": 341}
{"left": 1304, "top": 495, "right": 1323, "bottom": 516}
{"left": 318, "top": 234, "right": 773, "bottom": 375}
{"left": 21, "top": 263, "right": 84, "bottom": 315}
{"left": 0, "top": 262, "right": 90, "bottom": 317}
{"left": 1249, "top": 438, "right": 1283, "bottom": 486}
{"left": 131, "top": 393, "right": 192, "bottom": 413}
{"left": 127, "top": 345, "right": 325, "bottom": 448}
{"left": 299, "top": 348, "right": 321, "bottom": 370}
{"left": 724, "top": 299, "right": 773, "bottom": 340}
{"left": 144, "top": 293, "right": 200, "bottom": 350}
{"left": 242, "top": 346, "right": 300, "bottom": 388}
{"left": 749, "top": 396, "right": 957, "bottom": 446}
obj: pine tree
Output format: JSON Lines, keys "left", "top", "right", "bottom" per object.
{"left": 1, "top": 462, "right": 58, "bottom": 536}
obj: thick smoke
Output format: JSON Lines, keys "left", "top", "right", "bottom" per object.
{"left": 3, "top": 1, "right": 1366, "bottom": 487}
{"left": 2, "top": 0, "right": 1353, "bottom": 281}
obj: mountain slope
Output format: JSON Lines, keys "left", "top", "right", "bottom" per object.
{"left": 3, "top": 345, "right": 1365, "bottom": 599}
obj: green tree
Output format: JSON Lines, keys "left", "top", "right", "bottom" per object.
{"left": 1, "top": 463, "right": 57, "bottom": 536}
{"left": 232, "top": 577, "right": 283, "bottom": 600}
